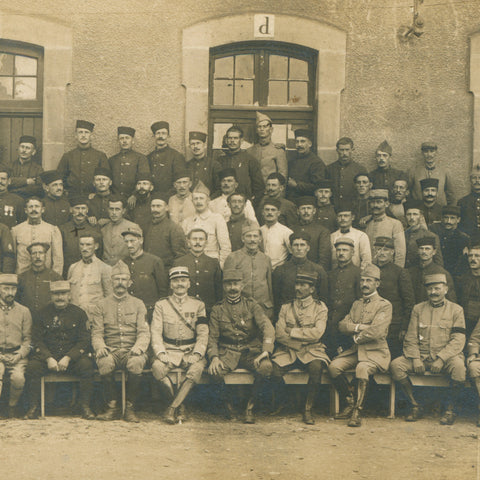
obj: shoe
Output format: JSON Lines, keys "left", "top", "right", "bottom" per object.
{"left": 405, "top": 405, "right": 422, "bottom": 422}
{"left": 347, "top": 408, "right": 362, "bottom": 427}
{"left": 96, "top": 405, "right": 120, "bottom": 421}
{"left": 303, "top": 409, "right": 315, "bottom": 425}
{"left": 124, "top": 403, "right": 140, "bottom": 423}
{"left": 177, "top": 404, "right": 187, "bottom": 423}
{"left": 81, "top": 406, "right": 96, "bottom": 420}
{"left": 439, "top": 409, "right": 455, "bottom": 425}
{"left": 244, "top": 408, "right": 255, "bottom": 424}
{"left": 23, "top": 406, "right": 38, "bottom": 420}
{"left": 335, "top": 398, "right": 354, "bottom": 420}
{"left": 223, "top": 401, "right": 235, "bottom": 420}
{"left": 164, "top": 406, "right": 177, "bottom": 424}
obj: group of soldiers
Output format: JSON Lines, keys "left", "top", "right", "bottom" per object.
{"left": 1, "top": 112, "right": 480, "bottom": 428}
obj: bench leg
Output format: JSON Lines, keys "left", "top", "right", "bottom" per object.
{"left": 387, "top": 381, "right": 396, "bottom": 419}
{"left": 40, "top": 377, "right": 45, "bottom": 419}
{"left": 329, "top": 385, "right": 339, "bottom": 416}
{"left": 121, "top": 371, "right": 126, "bottom": 416}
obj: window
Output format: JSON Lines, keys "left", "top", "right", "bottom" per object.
{"left": 0, "top": 41, "right": 43, "bottom": 165}
{"left": 209, "top": 41, "right": 317, "bottom": 153}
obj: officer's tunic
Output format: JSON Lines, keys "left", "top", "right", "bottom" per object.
{"left": 9, "top": 158, "right": 43, "bottom": 198}
{"left": 0, "top": 191, "right": 25, "bottom": 228}
{"left": 185, "top": 155, "right": 221, "bottom": 193}
{"left": 42, "top": 196, "right": 71, "bottom": 226}
{"left": 292, "top": 219, "right": 331, "bottom": 270}
{"left": 326, "top": 159, "right": 367, "bottom": 208}
{"left": 101, "top": 218, "right": 140, "bottom": 266}
{"left": 11, "top": 220, "right": 63, "bottom": 275}
{"left": 108, "top": 150, "right": 150, "bottom": 197}
{"left": 151, "top": 294, "right": 208, "bottom": 383}
{"left": 144, "top": 216, "right": 188, "bottom": 270}
{"left": 57, "top": 146, "right": 109, "bottom": 195}
{"left": 247, "top": 142, "right": 288, "bottom": 183}
{"left": 172, "top": 253, "right": 222, "bottom": 315}
{"left": 147, "top": 146, "right": 186, "bottom": 194}
{"left": 287, "top": 151, "right": 326, "bottom": 201}
{"left": 208, "top": 296, "right": 275, "bottom": 373}
{"left": 17, "top": 267, "right": 62, "bottom": 315}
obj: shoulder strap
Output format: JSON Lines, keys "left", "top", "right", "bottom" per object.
{"left": 166, "top": 297, "right": 196, "bottom": 333}
{"left": 290, "top": 302, "right": 301, "bottom": 327}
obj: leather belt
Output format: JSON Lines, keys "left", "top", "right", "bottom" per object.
{"left": 163, "top": 336, "right": 195, "bottom": 347}
{"left": 0, "top": 346, "right": 19, "bottom": 354}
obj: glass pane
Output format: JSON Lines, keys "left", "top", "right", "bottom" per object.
{"left": 234, "top": 80, "right": 253, "bottom": 105}
{"left": 0, "top": 78, "right": 13, "bottom": 99}
{"left": 235, "top": 54, "right": 254, "bottom": 78}
{"left": 213, "top": 79, "right": 233, "bottom": 105}
{"left": 15, "top": 77, "right": 37, "bottom": 99}
{"left": 214, "top": 56, "right": 233, "bottom": 78}
{"left": 269, "top": 55, "right": 288, "bottom": 80}
{"left": 268, "top": 80, "right": 288, "bottom": 105}
{"left": 271, "top": 124, "right": 287, "bottom": 146}
{"left": 0, "top": 53, "right": 14, "bottom": 75}
{"left": 213, "top": 123, "right": 233, "bottom": 149}
{"left": 289, "top": 81, "right": 308, "bottom": 106}
{"left": 289, "top": 58, "right": 309, "bottom": 80}
{"left": 15, "top": 55, "right": 37, "bottom": 76}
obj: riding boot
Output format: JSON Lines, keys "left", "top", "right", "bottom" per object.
{"left": 440, "top": 380, "right": 463, "bottom": 425}
{"left": 245, "top": 377, "right": 264, "bottom": 424}
{"left": 332, "top": 374, "right": 354, "bottom": 419}
{"left": 158, "top": 376, "right": 174, "bottom": 404}
{"left": 398, "top": 378, "right": 422, "bottom": 421}
{"left": 348, "top": 379, "right": 368, "bottom": 427}
{"left": 170, "top": 379, "right": 194, "bottom": 422}
{"left": 303, "top": 379, "right": 317, "bottom": 425}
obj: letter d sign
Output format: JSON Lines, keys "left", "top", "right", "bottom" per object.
{"left": 254, "top": 14, "right": 275, "bottom": 38}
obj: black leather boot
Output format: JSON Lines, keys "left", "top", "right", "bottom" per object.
{"left": 398, "top": 378, "right": 422, "bottom": 422}
{"left": 303, "top": 379, "right": 317, "bottom": 425}
{"left": 348, "top": 379, "right": 368, "bottom": 427}
{"left": 332, "top": 375, "right": 355, "bottom": 419}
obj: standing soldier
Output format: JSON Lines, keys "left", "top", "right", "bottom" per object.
{"left": 0, "top": 164, "right": 25, "bottom": 228}
{"left": 391, "top": 274, "right": 466, "bottom": 424}
{"left": 458, "top": 163, "right": 480, "bottom": 238}
{"left": 128, "top": 173, "right": 154, "bottom": 234}
{"left": 328, "top": 263, "right": 392, "bottom": 427}
{"left": 151, "top": 266, "right": 209, "bottom": 424}
{"left": 0, "top": 274, "right": 31, "bottom": 419}
{"left": 57, "top": 120, "right": 109, "bottom": 196}
{"left": 272, "top": 272, "right": 329, "bottom": 425}
{"left": 88, "top": 167, "right": 114, "bottom": 227}
{"left": 147, "top": 121, "right": 186, "bottom": 196}
{"left": 24, "top": 281, "right": 94, "bottom": 420}
{"left": 369, "top": 140, "right": 407, "bottom": 193}
{"left": 92, "top": 261, "right": 150, "bottom": 422}
{"left": 168, "top": 171, "right": 195, "bottom": 225}
{"left": 207, "top": 269, "right": 274, "bottom": 424}
{"left": 40, "top": 170, "right": 71, "bottom": 227}
{"left": 226, "top": 193, "right": 259, "bottom": 252}
{"left": 172, "top": 228, "right": 222, "bottom": 316}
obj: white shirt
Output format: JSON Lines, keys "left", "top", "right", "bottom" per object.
{"left": 209, "top": 194, "right": 257, "bottom": 223}
{"left": 260, "top": 222, "right": 293, "bottom": 269}
{"left": 331, "top": 227, "right": 372, "bottom": 269}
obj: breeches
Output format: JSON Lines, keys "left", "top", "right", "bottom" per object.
{"left": 328, "top": 353, "right": 379, "bottom": 381}
{"left": 96, "top": 348, "right": 147, "bottom": 375}
{"left": 152, "top": 357, "right": 206, "bottom": 384}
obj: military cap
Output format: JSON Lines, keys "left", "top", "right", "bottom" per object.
{"left": 441, "top": 205, "right": 461, "bottom": 217}
{"left": 169, "top": 266, "right": 189, "bottom": 280}
{"left": 241, "top": 222, "right": 260, "bottom": 235}
{"left": 136, "top": 172, "right": 153, "bottom": 183}
{"left": 26, "top": 242, "right": 50, "bottom": 253}
{"left": 218, "top": 168, "right": 237, "bottom": 181}
{"left": 40, "top": 170, "right": 63, "bottom": 185}
{"left": 294, "top": 129, "right": 314, "bottom": 142}
{"left": 315, "top": 179, "right": 332, "bottom": 190}
{"left": 376, "top": 140, "right": 392, "bottom": 156}
{"left": 374, "top": 236, "right": 394, "bottom": 249}
{"left": 262, "top": 198, "right": 281, "bottom": 210}
{"left": 189, "top": 131, "right": 207, "bottom": 143}
{"left": 256, "top": 111, "right": 272, "bottom": 125}
{"left": 150, "top": 191, "right": 169, "bottom": 204}
{"left": 117, "top": 126, "right": 135, "bottom": 137}
{"left": 93, "top": 167, "right": 112, "bottom": 179}
{"left": 289, "top": 231, "right": 312, "bottom": 245}
{"left": 420, "top": 178, "right": 439, "bottom": 190}
{"left": 19, "top": 135, "right": 36, "bottom": 146}
{"left": 334, "top": 202, "right": 354, "bottom": 214}
{"left": 223, "top": 269, "right": 243, "bottom": 282}
{"left": 421, "top": 141, "right": 437, "bottom": 151}
{"left": 121, "top": 225, "right": 143, "bottom": 238}
{"left": 192, "top": 180, "right": 210, "bottom": 197}
{"left": 334, "top": 236, "right": 354, "bottom": 248}
{"left": 361, "top": 263, "right": 381, "bottom": 280}
{"left": 50, "top": 280, "right": 71, "bottom": 293}
{"left": 173, "top": 170, "right": 191, "bottom": 182}
{"left": 403, "top": 199, "right": 424, "bottom": 212}
{"left": 69, "top": 195, "right": 89, "bottom": 207}
{"left": 0, "top": 274, "right": 17, "bottom": 286}
{"left": 295, "top": 272, "right": 317, "bottom": 285}
{"left": 76, "top": 120, "right": 95, "bottom": 131}
{"left": 296, "top": 196, "right": 316, "bottom": 208}
{"left": 111, "top": 260, "right": 130, "bottom": 277}
{"left": 424, "top": 273, "right": 447, "bottom": 286}
{"left": 151, "top": 121, "right": 169, "bottom": 134}
{"left": 416, "top": 236, "right": 436, "bottom": 247}
{"left": 369, "top": 189, "right": 389, "bottom": 200}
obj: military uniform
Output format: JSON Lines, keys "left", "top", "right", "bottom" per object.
{"left": 330, "top": 227, "right": 372, "bottom": 270}
{"left": 0, "top": 223, "right": 15, "bottom": 274}
{"left": 151, "top": 294, "right": 208, "bottom": 383}
{"left": 88, "top": 193, "right": 112, "bottom": 223}
{"left": 456, "top": 272, "right": 480, "bottom": 337}
{"left": 0, "top": 191, "right": 25, "bottom": 228}
{"left": 147, "top": 146, "right": 186, "bottom": 195}
{"left": 172, "top": 253, "right": 222, "bottom": 315}
{"left": 315, "top": 204, "right": 337, "bottom": 233}
{"left": 144, "top": 216, "right": 188, "bottom": 270}
{"left": 326, "top": 159, "right": 367, "bottom": 208}
{"left": 292, "top": 220, "right": 331, "bottom": 270}
{"left": 108, "top": 150, "right": 150, "bottom": 197}
{"left": 369, "top": 167, "right": 407, "bottom": 192}
{"left": 404, "top": 226, "right": 443, "bottom": 268}
{"left": 287, "top": 151, "right": 326, "bottom": 202}
{"left": 185, "top": 155, "right": 221, "bottom": 193}
{"left": 458, "top": 192, "right": 480, "bottom": 237}
{"left": 410, "top": 164, "right": 455, "bottom": 206}
{"left": 256, "top": 196, "right": 298, "bottom": 229}
{"left": 408, "top": 262, "right": 457, "bottom": 304}
{"left": 247, "top": 142, "right": 288, "bottom": 183}
{"left": 168, "top": 194, "right": 195, "bottom": 225}
{"left": 9, "top": 158, "right": 43, "bottom": 199}
{"left": 42, "top": 195, "right": 71, "bottom": 226}
{"left": 420, "top": 202, "right": 443, "bottom": 227}
{"left": 57, "top": 146, "right": 109, "bottom": 195}
{"left": 127, "top": 194, "right": 152, "bottom": 234}
{"left": 101, "top": 218, "right": 140, "bottom": 266}
{"left": 227, "top": 214, "right": 258, "bottom": 252}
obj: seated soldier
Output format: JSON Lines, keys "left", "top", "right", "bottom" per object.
{"left": 390, "top": 274, "right": 466, "bottom": 425}
{"left": 207, "top": 269, "right": 274, "bottom": 424}
{"left": 151, "top": 266, "right": 208, "bottom": 424}
{"left": 92, "top": 261, "right": 150, "bottom": 423}
{"left": 328, "top": 263, "right": 392, "bottom": 427}
{"left": 271, "top": 272, "right": 329, "bottom": 425}
{"left": 24, "top": 281, "right": 94, "bottom": 420}
{"left": 467, "top": 318, "right": 480, "bottom": 426}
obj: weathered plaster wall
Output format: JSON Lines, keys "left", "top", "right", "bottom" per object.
{"left": 1, "top": 0, "right": 479, "bottom": 196}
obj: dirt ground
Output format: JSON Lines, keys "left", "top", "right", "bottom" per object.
{"left": 1, "top": 406, "right": 478, "bottom": 480}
